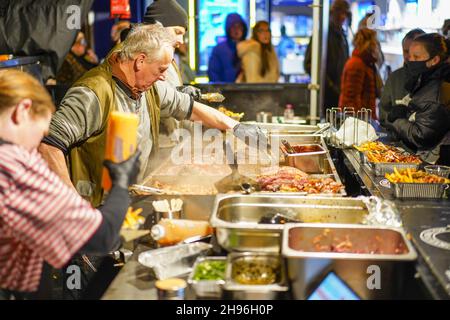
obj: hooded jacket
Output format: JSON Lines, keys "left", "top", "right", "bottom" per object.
{"left": 236, "top": 39, "right": 280, "bottom": 83}
{"left": 207, "top": 13, "right": 247, "bottom": 82}
{"left": 390, "top": 63, "right": 450, "bottom": 160}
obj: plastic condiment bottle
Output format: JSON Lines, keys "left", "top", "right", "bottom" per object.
{"left": 284, "top": 104, "right": 295, "bottom": 121}
{"left": 102, "top": 111, "right": 139, "bottom": 191}
{"left": 151, "top": 218, "right": 213, "bottom": 246}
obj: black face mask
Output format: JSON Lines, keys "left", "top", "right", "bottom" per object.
{"left": 404, "top": 58, "right": 433, "bottom": 92}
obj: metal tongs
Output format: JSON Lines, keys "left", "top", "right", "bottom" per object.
{"left": 200, "top": 92, "right": 225, "bottom": 103}
{"left": 281, "top": 139, "right": 295, "bottom": 154}
{"left": 129, "top": 184, "right": 181, "bottom": 196}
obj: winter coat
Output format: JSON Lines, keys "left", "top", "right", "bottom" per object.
{"left": 304, "top": 22, "right": 349, "bottom": 110}
{"left": 390, "top": 63, "right": 450, "bottom": 159}
{"left": 339, "top": 49, "right": 379, "bottom": 119}
{"left": 207, "top": 13, "right": 247, "bottom": 82}
{"left": 379, "top": 66, "right": 408, "bottom": 126}
{"left": 236, "top": 39, "right": 280, "bottom": 83}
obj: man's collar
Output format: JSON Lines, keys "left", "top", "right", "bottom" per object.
{"left": 113, "top": 76, "right": 140, "bottom": 100}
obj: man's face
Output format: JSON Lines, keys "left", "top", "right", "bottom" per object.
{"left": 166, "top": 26, "right": 186, "bottom": 48}
{"left": 402, "top": 38, "right": 413, "bottom": 63}
{"left": 229, "top": 23, "right": 244, "bottom": 42}
{"left": 134, "top": 46, "right": 174, "bottom": 91}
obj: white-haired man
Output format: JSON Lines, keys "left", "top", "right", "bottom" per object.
{"left": 39, "top": 24, "right": 265, "bottom": 208}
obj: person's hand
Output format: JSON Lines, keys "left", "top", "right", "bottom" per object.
{"left": 233, "top": 123, "right": 269, "bottom": 148}
{"left": 176, "top": 85, "right": 202, "bottom": 100}
{"left": 387, "top": 106, "right": 408, "bottom": 122}
{"left": 103, "top": 151, "right": 141, "bottom": 190}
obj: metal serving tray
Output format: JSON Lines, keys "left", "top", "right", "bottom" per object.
{"left": 392, "top": 182, "right": 449, "bottom": 199}
{"left": 367, "top": 161, "right": 420, "bottom": 176}
{"left": 282, "top": 144, "right": 327, "bottom": 174}
{"left": 282, "top": 223, "right": 417, "bottom": 300}
{"left": 188, "top": 256, "right": 226, "bottom": 299}
{"left": 210, "top": 195, "right": 371, "bottom": 252}
{"left": 223, "top": 252, "right": 288, "bottom": 300}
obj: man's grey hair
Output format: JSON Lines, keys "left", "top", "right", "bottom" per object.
{"left": 115, "top": 23, "right": 176, "bottom": 62}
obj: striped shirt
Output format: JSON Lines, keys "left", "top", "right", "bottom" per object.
{"left": 0, "top": 141, "right": 102, "bottom": 292}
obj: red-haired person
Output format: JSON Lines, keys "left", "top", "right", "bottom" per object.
{"left": 0, "top": 70, "right": 139, "bottom": 299}
{"left": 339, "top": 28, "right": 381, "bottom": 119}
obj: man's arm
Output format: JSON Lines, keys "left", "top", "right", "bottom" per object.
{"left": 190, "top": 101, "right": 239, "bottom": 130}
{"left": 39, "top": 87, "right": 102, "bottom": 188}
{"left": 38, "top": 143, "right": 75, "bottom": 190}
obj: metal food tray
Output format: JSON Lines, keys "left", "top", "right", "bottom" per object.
{"left": 367, "top": 161, "right": 420, "bottom": 176}
{"left": 392, "top": 182, "right": 449, "bottom": 199}
{"left": 188, "top": 256, "right": 226, "bottom": 298}
{"left": 282, "top": 144, "right": 327, "bottom": 174}
{"left": 223, "top": 252, "right": 288, "bottom": 300}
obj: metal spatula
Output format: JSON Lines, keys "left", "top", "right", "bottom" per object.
{"left": 214, "top": 141, "right": 259, "bottom": 193}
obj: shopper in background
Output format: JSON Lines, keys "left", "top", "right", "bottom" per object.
{"left": 379, "top": 28, "right": 425, "bottom": 126}
{"left": 111, "top": 20, "right": 131, "bottom": 47}
{"left": 208, "top": 13, "right": 248, "bottom": 82}
{"left": 304, "top": 0, "right": 350, "bottom": 116}
{"left": 339, "top": 28, "right": 380, "bottom": 119}
{"left": 56, "top": 32, "right": 98, "bottom": 86}
{"left": 236, "top": 21, "right": 280, "bottom": 83}
{"left": 0, "top": 69, "right": 139, "bottom": 299}
{"left": 386, "top": 33, "right": 450, "bottom": 165}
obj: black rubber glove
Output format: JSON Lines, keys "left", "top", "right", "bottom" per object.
{"left": 176, "top": 85, "right": 202, "bottom": 100}
{"left": 233, "top": 123, "right": 269, "bottom": 148}
{"left": 387, "top": 106, "right": 408, "bottom": 123}
{"left": 103, "top": 151, "right": 141, "bottom": 190}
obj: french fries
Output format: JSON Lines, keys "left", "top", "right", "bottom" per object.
{"left": 354, "top": 141, "right": 396, "bottom": 153}
{"left": 354, "top": 141, "right": 421, "bottom": 164}
{"left": 218, "top": 106, "right": 244, "bottom": 120}
{"left": 366, "top": 149, "right": 421, "bottom": 164}
{"left": 386, "top": 168, "right": 450, "bottom": 184}
{"left": 122, "top": 207, "right": 145, "bottom": 229}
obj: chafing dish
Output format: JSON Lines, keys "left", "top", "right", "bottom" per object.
{"left": 282, "top": 224, "right": 417, "bottom": 300}
{"left": 210, "top": 195, "right": 372, "bottom": 252}
{"left": 223, "top": 252, "right": 288, "bottom": 300}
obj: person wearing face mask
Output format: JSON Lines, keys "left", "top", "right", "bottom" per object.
{"left": 208, "top": 13, "right": 248, "bottom": 82}
{"left": 386, "top": 33, "right": 450, "bottom": 165}
{"left": 236, "top": 21, "right": 280, "bottom": 83}
{"left": 338, "top": 28, "right": 380, "bottom": 119}
{"left": 379, "top": 29, "right": 425, "bottom": 127}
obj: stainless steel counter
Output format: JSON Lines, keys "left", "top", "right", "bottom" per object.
{"left": 101, "top": 146, "right": 450, "bottom": 300}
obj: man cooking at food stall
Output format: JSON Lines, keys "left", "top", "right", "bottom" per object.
{"left": 38, "top": 23, "right": 266, "bottom": 208}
